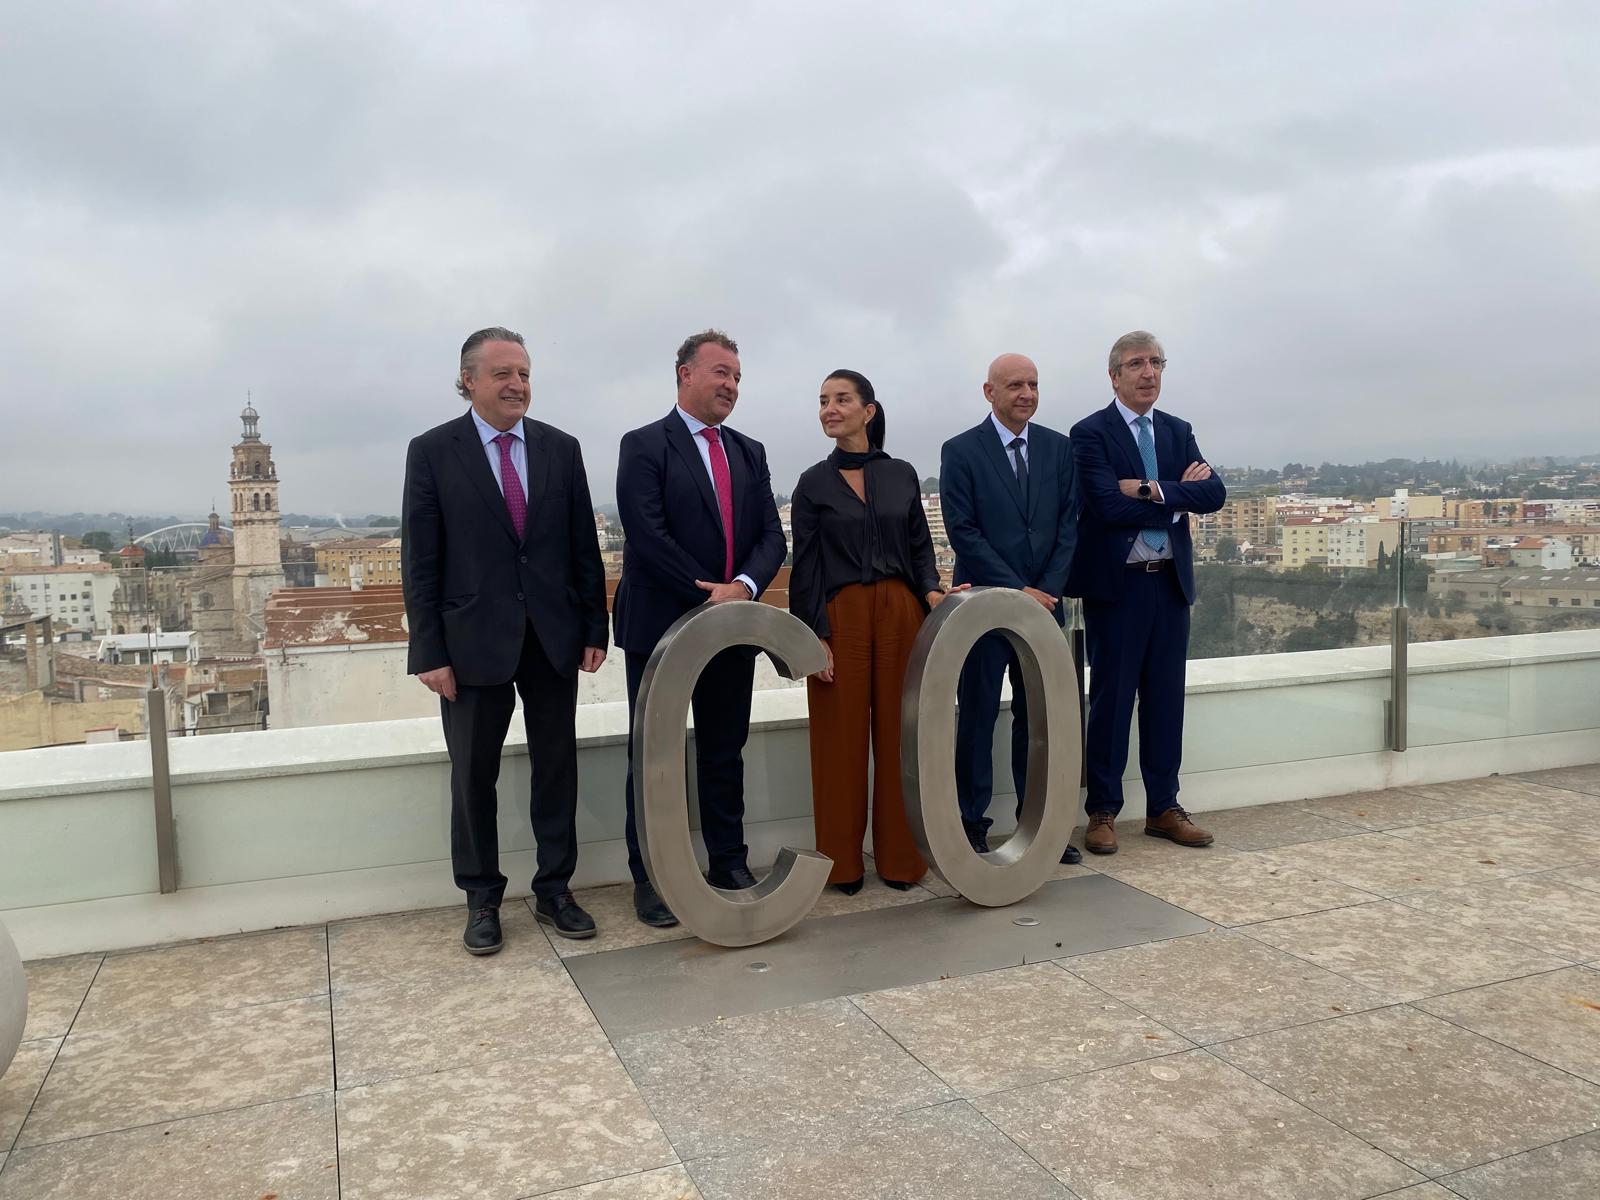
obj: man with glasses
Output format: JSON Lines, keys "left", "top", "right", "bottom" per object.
{"left": 1066, "top": 332, "right": 1226, "bottom": 855}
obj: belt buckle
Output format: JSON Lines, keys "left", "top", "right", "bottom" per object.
{"left": 1143, "top": 560, "right": 1162, "bottom": 573}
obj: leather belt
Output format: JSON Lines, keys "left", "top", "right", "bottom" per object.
{"left": 1127, "top": 559, "right": 1169, "bottom": 572}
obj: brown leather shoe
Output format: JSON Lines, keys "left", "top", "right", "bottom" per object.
{"left": 1085, "top": 812, "right": 1119, "bottom": 855}
{"left": 1144, "top": 806, "right": 1214, "bottom": 847}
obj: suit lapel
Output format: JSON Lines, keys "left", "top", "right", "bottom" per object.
{"left": 518, "top": 418, "right": 548, "bottom": 545}
{"left": 977, "top": 421, "right": 1027, "bottom": 517}
{"left": 1026, "top": 428, "right": 1053, "bottom": 522}
{"left": 1105, "top": 402, "right": 1146, "bottom": 479}
{"left": 664, "top": 410, "right": 723, "bottom": 528}
{"left": 450, "top": 413, "right": 519, "bottom": 544}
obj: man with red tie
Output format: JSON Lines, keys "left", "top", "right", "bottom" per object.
{"left": 402, "top": 327, "right": 610, "bottom": 953}
{"left": 613, "top": 330, "right": 788, "bottom": 928}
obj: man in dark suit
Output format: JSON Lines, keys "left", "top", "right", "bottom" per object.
{"left": 940, "top": 353, "right": 1081, "bottom": 862}
{"left": 402, "top": 326, "right": 610, "bottom": 953}
{"left": 614, "top": 329, "right": 787, "bottom": 928}
{"left": 1066, "top": 330, "right": 1226, "bottom": 855}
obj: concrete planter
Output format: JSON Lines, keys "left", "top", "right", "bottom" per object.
{"left": 0, "top": 917, "right": 26, "bottom": 1078}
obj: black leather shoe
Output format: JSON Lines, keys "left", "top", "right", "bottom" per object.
{"left": 883, "top": 879, "right": 918, "bottom": 891}
{"left": 706, "top": 865, "right": 759, "bottom": 890}
{"left": 534, "top": 892, "right": 596, "bottom": 940}
{"left": 831, "top": 876, "right": 864, "bottom": 896}
{"left": 633, "top": 881, "right": 678, "bottom": 928}
{"left": 463, "top": 906, "right": 503, "bottom": 956}
{"left": 1060, "top": 844, "right": 1083, "bottom": 865}
{"left": 967, "top": 833, "right": 991, "bottom": 854}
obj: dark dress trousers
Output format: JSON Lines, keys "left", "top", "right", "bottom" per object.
{"left": 401, "top": 410, "right": 608, "bottom": 908}
{"left": 938, "top": 419, "right": 1078, "bottom": 839}
{"left": 613, "top": 409, "right": 787, "bottom": 882}
{"left": 1065, "top": 402, "right": 1225, "bottom": 817}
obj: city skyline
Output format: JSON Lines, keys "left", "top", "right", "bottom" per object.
{"left": 2, "top": 3, "right": 1597, "bottom": 513}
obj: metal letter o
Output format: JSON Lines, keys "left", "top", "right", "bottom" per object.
{"left": 901, "top": 587, "right": 1082, "bottom": 906}
{"left": 634, "top": 601, "right": 833, "bottom": 947}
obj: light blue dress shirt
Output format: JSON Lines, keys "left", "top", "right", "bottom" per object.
{"left": 470, "top": 408, "right": 528, "bottom": 503}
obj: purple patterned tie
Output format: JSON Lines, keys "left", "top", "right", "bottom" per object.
{"left": 698, "top": 427, "right": 735, "bottom": 582}
{"left": 493, "top": 433, "right": 526, "bottom": 539}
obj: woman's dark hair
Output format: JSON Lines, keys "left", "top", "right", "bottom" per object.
{"left": 824, "top": 368, "right": 885, "bottom": 450}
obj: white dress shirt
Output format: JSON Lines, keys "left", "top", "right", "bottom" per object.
{"left": 1114, "top": 398, "right": 1179, "bottom": 563}
{"left": 989, "top": 411, "right": 1029, "bottom": 476}
{"left": 675, "top": 406, "right": 758, "bottom": 597}
{"left": 470, "top": 407, "right": 528, "bottom": 503}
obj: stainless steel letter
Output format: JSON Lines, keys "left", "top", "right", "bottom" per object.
{"left": 635, "top": 601, "right": 832, "bottom": 947}
{"left": 901, "top": 587, "right": 1082, "bottom": 906}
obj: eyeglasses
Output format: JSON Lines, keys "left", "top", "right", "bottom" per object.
{"left": 1119, "top": 356, "right": 1167, "bottom": 372}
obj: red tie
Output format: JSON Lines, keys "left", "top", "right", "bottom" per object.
{"left": 698, "top": 426, "right": 735, "bottom": 582}
{"left": 493, "top": 433, "right": 526, "bottom": 539}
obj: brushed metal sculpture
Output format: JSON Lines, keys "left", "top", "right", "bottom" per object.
{"left": 901, "top": 586, "right": 1082, "bottom": 906}
{"left": 0, "top": 918, "right": 26, "bottom": 1079}
{"left": 634, "top": 601, "right": 832, "bottom": 948}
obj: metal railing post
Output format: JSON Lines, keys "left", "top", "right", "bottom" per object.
{"left": 1389, "top": 521, "right": 1408, "bottom": 752}
{"left": 145, "top": 688, "right": 177, "bottom": 893}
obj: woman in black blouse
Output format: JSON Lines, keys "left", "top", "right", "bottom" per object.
{"left": 790, "top": 369, "right": 964, "bottom": 893}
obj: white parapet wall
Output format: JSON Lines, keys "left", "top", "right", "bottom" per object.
{"left": 4, "top": 629, "right": 1598, "bottom": 958}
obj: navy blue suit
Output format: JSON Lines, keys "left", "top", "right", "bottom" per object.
{"left": 939, "top": 419, "right": 1077, "bottom": 839}
{"left": 1066, "top": 402, "right": 1225, "bottom": 816}
{"left": 614, "top": 409, "right": 787, "bottom": 880}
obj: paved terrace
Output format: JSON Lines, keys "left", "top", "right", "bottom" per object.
{"left": 3, "top": 767, "right": 1600, "bottom": 1199}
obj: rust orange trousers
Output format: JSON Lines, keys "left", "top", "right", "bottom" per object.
{"left": 806, "top": 579, "right": 928, "bottom": 885}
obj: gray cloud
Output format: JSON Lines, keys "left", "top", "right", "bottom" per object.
{"left": 1, "top": 1, "right": 1596, "bottom": 516}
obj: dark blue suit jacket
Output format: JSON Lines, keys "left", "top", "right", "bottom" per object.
{"left": 613, "top": 409, "right": 788, "bottom": 655}
{"left": 939, "top": 419, "right": 1078, "bottom": 627}
{"left": 1065, "top": 402, "right": 1225, "bottom": 605}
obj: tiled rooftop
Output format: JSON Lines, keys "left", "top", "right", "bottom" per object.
{"left": 3, "top": 768, "right": 1600, "bottom": 1198}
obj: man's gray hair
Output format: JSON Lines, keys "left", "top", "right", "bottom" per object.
{"left": 456, "top": 326, "right": 527, "bottom": 400}
{"left": 1109, "top": 330, "right": 1163, "bottom": 373}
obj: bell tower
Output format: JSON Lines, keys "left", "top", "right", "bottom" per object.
{"left": 227, "top": 398, "right": 285, "bottom": 645}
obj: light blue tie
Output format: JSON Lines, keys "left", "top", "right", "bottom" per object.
{"left": 1135, "top": 415, "right": 1168, "bottom": 554}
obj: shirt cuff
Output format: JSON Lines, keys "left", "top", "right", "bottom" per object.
{"left": 735, "top": 573, "right": 758, "bottom": 599}
{"left": 1150, "top": 481, "right": 1165, "bottom": 503}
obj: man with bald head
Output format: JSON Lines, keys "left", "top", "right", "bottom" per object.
{"left": 940, "top": 354, "right": 1081, "bottom": 861}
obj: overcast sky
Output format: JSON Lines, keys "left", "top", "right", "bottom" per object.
{"left": 2, "top": 1, "right": 1597, "bottom": 516}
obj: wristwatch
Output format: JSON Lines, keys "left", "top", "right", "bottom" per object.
{"left": 1138, "top": 480, "right": 1152, "bottom": 499}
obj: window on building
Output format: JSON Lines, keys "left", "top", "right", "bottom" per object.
{"left": 1573, "top": 598, "right": 1583, "bottom": 607}
{"left": 1549, "top": 597, "right": 1560, "bottom": 607}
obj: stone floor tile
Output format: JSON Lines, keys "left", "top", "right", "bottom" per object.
{"left": 1295, "top": 786, "right": 1509, "bottom": 830}
{"left": 613, "top": 996, "right": 954, "bottom": 1160}
{"left": 1543, "top": 861, "right": 1600, "bottom": 894}
{"left": 687, "top": 1101, "right": 1071, "bottom": 1200}
{"left": 333, "top": 959, "right": 607, "bottom": 1087}
{"left": 74, "top": 927, "right": 328, "bottom": 1032}
{"left": 1500, "top": 786, "right": 1600, "bottom": 829}
{"left": 852, "top": 961, "right": 1187, "bottom": 1096}
{"left": 1388, "top": 813, "right": 1600, "bottom": 872}
{"left": 1514, "top": 763, "right": 1600, "bottom": 797}
{"left": 1416, "top": 967, "right": 1600, "bottom": 1084}
{"left": 1063, "top": 928, "right": 1394, "bottom": 1044}
{"left": 1201, "top": 802, "right": 1364, "bottom": 850}
{"left": 0, "top": 1153, "right": 6, "bottom": 1175}
{"left": 1441, "top": 1129, "right": 1600, "bottom": 1198}
{"left": 1091, "top": 852, "right": 1376, "bottom": 925}
{"left": 1256, "top": 831, "right": 1517, "bottom": 897}
{"left": 336, "top": 1042, "right": 674, "bottom": 1200}
{"left": 538, "top": 886, "right": 695, "bottom": 959}
{"left": 0, "top": 1040, "right": 60, "bottom": 1151}
{"left": 328, "top": 902, "right": 556, "bottom": 991}
{"left": 976, "top": 1048, "right": 1421, "bottom": 1200}
{"left": 1368, "top": 1186, "right": 1459, "bottom": 1199}
{"left": 17, "top": 996, "right": 332, "bottom": 1148}
{"left": 1212, "top": 1006, "right": 1600, "bottom": 1176}
{"left": 1397, "top": 876, "right": 1600, "bottom": 961}
{"left": 538, "top": 1165, "right": 703, "bottom": 1199}
{"left": 16, "top": 956, "right": 99, "bottom": 1043}
{"left": 1242, "top": 901, "right": 1567, "bottom": 1000}
{"left": 0, "top": 1094, "right": 338, "bottom": 1200}
{"left": 1404, "top": 775, "right": 1587, "bottom": 811}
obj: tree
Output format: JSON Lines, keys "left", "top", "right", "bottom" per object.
{"left": 1442, "top": 589, "right": 1467, "bottom": 616}
{"left": 920, "top": 476, "right": 940, "bottom": 494}
{"left": 81, "top": 530, "right": 113, "bottom": 552}
{"left": 1214, "top": 535, "right": 1238, "bottom": 563}
{"left": 366, "top": 515, "right": 400, "bottom": 527}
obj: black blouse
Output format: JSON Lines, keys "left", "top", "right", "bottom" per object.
{"left": 789, "top": 455, "right": 941, "bottom": 638}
